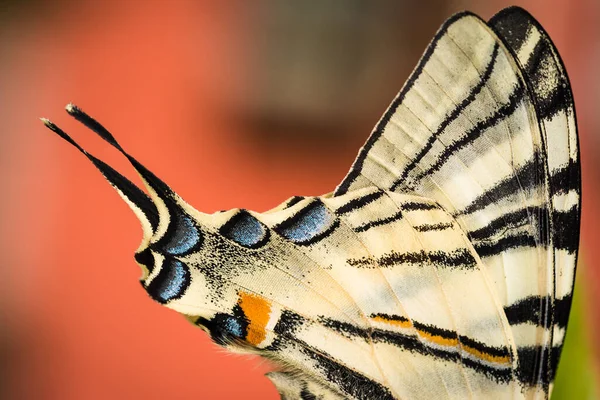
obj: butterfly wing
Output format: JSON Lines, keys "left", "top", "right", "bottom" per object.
{"left": 334, "top": 6, "right": 579, "bottom": 397}
{"left": 43, "top": 6, "right": 579, "bottom": 400}
{"left": 488, "top": 8, "right": 580, "bottom": 390}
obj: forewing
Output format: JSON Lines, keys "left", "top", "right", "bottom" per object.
{"left": 334, "top": 7, "right": 579, "bottom": 396}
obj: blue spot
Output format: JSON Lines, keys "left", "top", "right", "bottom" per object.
{"left": 223, "top": 316, "right": 244, "bottom": 338}
{"left": 203, "top": 310, "right": 249, "bottom": 345}
{"left": 148, "top": 258, "right": 190, "bottom": 303}
{"left": 162, "top": 211, "right": 201, "bottom": 255}
{"left": 220, "top": 211, "right": 268, "bottom": 248}
{"left": 277, "top": 201, "right": 335, "bottom": 244}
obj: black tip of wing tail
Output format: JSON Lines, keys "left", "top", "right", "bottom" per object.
{"left": 41, "top": 118, "right": 160, "bottom": 231}
{"left": 489, "top": 6, "right": 581, "bottom": 388}
{"left": 65, "top": 104, "right": 176, "bottom": 200}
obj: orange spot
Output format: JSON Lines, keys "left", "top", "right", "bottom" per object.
{"left": 371, "top": 315, "right": 412, "bottom": 329}
{"left": 416, "top": 328, "right": 459, "bottom": 347}
{"left": 238, "top": 292, "right": 272, "bottom": 346}
{"left": 461, "top": 345, "right": 511, "bottom": 364}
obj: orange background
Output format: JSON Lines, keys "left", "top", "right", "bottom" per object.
{"left": 1, "top": 1, "right": 598, "bottom": 399}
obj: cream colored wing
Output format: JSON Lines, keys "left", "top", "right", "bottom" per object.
{"left": 334, "top": 6, "right": 580, "bottom": 397}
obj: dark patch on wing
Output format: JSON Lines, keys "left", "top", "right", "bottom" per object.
{"left": 196, "top": 304, "right": 249, "bottom": 346}
{"left": 157, "top": 207, "right": 203, "bottom": 256}
{"left": 146, "top": 258, "right": 191, "bottom": 304}
{"left": 219, "top": 210, "right": 270, "bottom": 249}
{"left": 274, "top": 199, "right": 338, "bottom": 246}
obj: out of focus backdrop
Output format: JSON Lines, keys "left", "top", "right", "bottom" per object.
{"left": 1, "top": 0, "right": 598, "bottom": 399}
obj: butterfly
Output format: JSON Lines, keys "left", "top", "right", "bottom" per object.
{"left": 42, "top": 6, "right": 580, "bottom": 400}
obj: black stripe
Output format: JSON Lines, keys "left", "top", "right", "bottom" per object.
{"left": 319, "top": 317, "right": 370, "bottom": 340}
{"left": 299, "top": 342, "right": 395, "bottom": 400}
{"left": 503, "top": 294, "right": 572, "bottom": 330}
{"left": 552, "top": 206, "right": 579, "bottom": 252}
{"left": 407, "top": 83, "right": 526, "bottom": 185}
{"left": 456, "top": 152, "right": 544, "bottom": 216}
{"left": 461, "top": 357, "right": 514, "bottom": 383}
{"left": 273, "top": 310, "right": 305, "bottom": 336}
{"left": 334, "top": 11, "right": 477, "bottom": 196}
{"left": 354, "top": 211, "right": 403, "bottom": 232}
{"left": 393, "top": 43, "right": 501, "bottom": 189}
{"left": 549, "top": 159, "right": 581, "bottom": 196}
{"left": 516, "top": 345, "right": 544, "bottom": 387}
{"left": 549, "top": 343, "right": 562, "bottom": 383}
{"left": 457, "top": 334, "right": 511, "bottom": 359}
{"left": 268, "top": 324, "right": 396, "bottom": 400}
{"left": 300, "top": 388, "right": 318, "bottom": 400}
{"left": 401, "top": 201, "right": 440, "bottom": 211}
{"left": 413, "top": 320, "right": 458, "bottom": 340}
{"left": 515, "top": 344, "right": 560, "bottom": 389}
{"left": 370, "top": 313, "right": 410, "bottom": 324}
{"left": 474, "top": 232, "right": 537, "bottom": 258}
{"left": 335, "top": 190, "right": 385, "bottom": 215}
{"left": 134, "top": 248, "right": 155, "bottom": 274}
{"left": 348, "top": 248, "right": 476, "bottom": 269}
{"left": 468, "top": 206, "right": 548, "bottom": 243}
{"left": 491, "top": 4, "right": 581, "bottom": 271}
{"left": 414, "top": 222, "right": 453, "bottom": 232}
{"left": 422, "top": 249, "right": 476, "bottom": 268}
{"left": 285, "top": 196, "right": 305, "bottom": 209}
{"left": 554, "top": 294, "right": 573, "bottom": 329}
{"left": 503, "top": 295, "right": 552, "bottom": 327}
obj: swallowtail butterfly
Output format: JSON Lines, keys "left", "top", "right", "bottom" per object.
{"left": 42, "top": 6, "right": 580, "bottom": 399}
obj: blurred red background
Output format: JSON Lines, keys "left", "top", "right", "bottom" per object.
{"left": 1, "top": 1, "right": 597, "bottom": 399}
